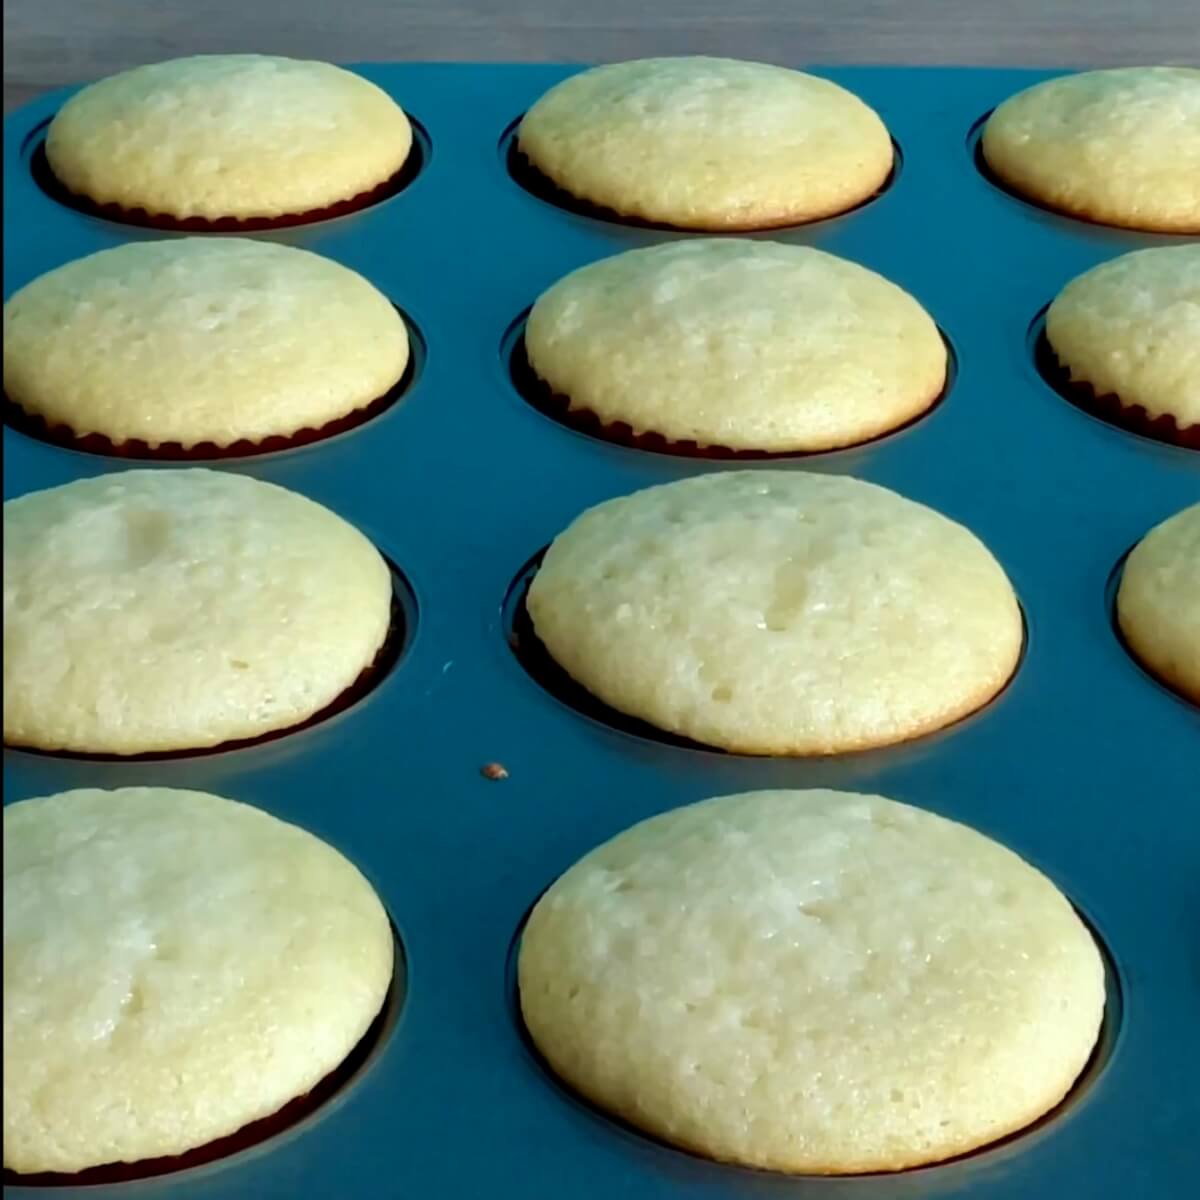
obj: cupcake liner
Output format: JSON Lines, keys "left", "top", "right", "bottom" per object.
{"left": 33, "top": 134, "right": 424, "bottom": 232}
{"left": 1036, "top": 330, "right": 1200, "bottom": 450}
{"left": 3, "top": 346, "right": 415, "bottom": 461}
{"left": 1, "top": 980, "right": 395, "bottom": 1186}
{"left": 509, "top": 327, "right": 941, "bottom": 459}
{"left": 506, "top": 134, "right": 898, "bottom": 233}
{"left": 8, "top": 592, "right": 406, "bottom": 762}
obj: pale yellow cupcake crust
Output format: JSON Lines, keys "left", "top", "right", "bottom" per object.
{"left": 525, "top": 240, "right": 946, "bottom": 452}
{"left": 3, "top": 469, "right": 393, "bottom": 754}
{"left": 981, "top": 67, "right": 1200, "bottom": 233}
{"left": 3, "top": 787, "right": 394, "bottom": 1174}
{"left": 3, "top": 238, "right": 410, "bottom": 450}
{"left": 46, "top": 55, "right": 414, "bottom": 221}
{"left": 519, "top": 788, "right": 1106, "bottom": 1174}
{"left": 1045, "top": 246, "right": 1200, "bottom": 431}
{"left": 526, "top": 471, "right": 1023, "bottom": 755}
{"left": 1117, "top": 503, "right": 1200, "bottom": 703}
{"left": 517, "top": 57, "right": 893, "bottom": 229}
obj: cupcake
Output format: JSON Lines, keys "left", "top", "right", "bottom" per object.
{"left": 1044, "top": 245, "right": 1199, "bottom": 448}
{"left": 519, "top": 788, "right": 1105, "bottom": 1173}
{"left": 44, "top": 55, "right": 413, "bottom": 226}
{"left": 3, "top": 469, "right": 393, "bottom": 755}
{"left": 3, "top": 238, "right": 411, "bottom": 455}
{"left": 516, "top": 57, "right": 893, "bottom": 229}
{"left": 524, "top": 239, "right": 946, "bottom": 453}
{"left": 525, "top": 471, "right": 1022, "bottom": 755}
{"left": 981, "top": 67, "right": 1200, "bottom": 233}
{"left": 3, "top": 786, "right": 394, "bottom": 1175}
{"left": 1116, "top": 502, "right": 1200, "bottom": 703}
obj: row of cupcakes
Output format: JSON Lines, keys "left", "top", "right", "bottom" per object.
{"left": 5, "top": 779, "right": 1108, "bottom": 1180}
{"left": 4, "top": 468, "right": 1196, "bottom": 761}
{"left": 31, "top": 54, "right": 1200, "bottom": 232}
{"left": 5, "top": 237, "right": 1198, "bottom": 453}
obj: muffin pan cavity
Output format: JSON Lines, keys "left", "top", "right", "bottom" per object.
{"left": 500, "top": 114, "right": 904, "bottom": 232}
{"left": 25, "top": 115, "right": 431, "bottom": 232}
{"left": 3, "top": 308, "right": 426, "bottom": 462}
{"left": 503, "top": 546, "right": 1030, "bottom": 757}
{"left": 503, "top": 308, "right": 957, "bottom": 459}
{"left": 504, "top": 896, "right": 1123, "bottom": 1182}
{"left": 1106, "top": 547, "right": 1200, "bottom": 710}
{"left": 1027, "top": 308, "right": 1200, "bottom": 451}
{"left": 3, "top": 561, "right": 418, "bottom": 763}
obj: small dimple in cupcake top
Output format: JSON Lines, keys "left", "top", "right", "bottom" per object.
{"left": 1044, "top": 245, "right": 1199, "bottom": 445}
{"left": 982, "top": 67, "right": 1200, "bottom": 233}
{"left": 524, "top": 239, "right": 947, "bottom": 454}
{"left": 517, "top": 57, "right": 894, "bottom": 230}
{"left": 519, "top": 788, "right": 1106, "bottom": 1174}
{"left": 2, "top": 237, "right": 411, "bottom": 454}
{"left": 44, "top": 54, "right": 414, "bottom": 223}
{"left": 2, "top": 786, "right": 396, "bottom": 1176}
{"left": 1116, "top": 503, "right": 1200, "bottom": 704}
{"left": 2, "top": 468, "right": 395, "bottom": 755}
{"left": 526, "top": 470, "right": 1023, "bottom": 756}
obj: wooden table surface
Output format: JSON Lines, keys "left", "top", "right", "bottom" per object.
{"left": 3, "top": 0, "right": 1198, "bottom": 113}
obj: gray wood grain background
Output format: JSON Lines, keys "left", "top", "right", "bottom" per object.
{"left": 4, "top": 0, "right": 1198, "bottom": 112}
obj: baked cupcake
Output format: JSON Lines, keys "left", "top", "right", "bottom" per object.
{"left": 525, "top": 471, "right": 1022, "bottom": 755}
{"left": 3, "top": 238, "right": 411, "bottom": 455}
{"left": 981, "top": 67, "right": 1200, "bottom": 232}
{"left": 516, "top": 57, "right": 893, "bottom": 229}
{"left": 1116, "top": 503, "right": 1200, "bottom": 703}
{"left": 1044, "top": 246, "right": 1199, "bottom": 448}
{"left": 45, "top": 55, "right": 414, "bottom": 226}
{"left": 3, "top": 469, "right": 393, "bottom": 754}
{"left": 519, "top": 788, "right": 1105, "bottom": 1173}
{"left": 3, "top": 786, "right": 394, "bottom": 1176}
{"left": 524, "top": 240, "right": 946, "bottom": 453}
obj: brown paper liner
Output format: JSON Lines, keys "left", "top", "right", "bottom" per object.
{"left": 32, "top": 133, "right": 425, "bottom": 231}
{"left": 505, "top": 130, "right": 898, "bottom": 232}
{"left": 3, "top": 966, "right": 399, "bottom": 1187}
{"left": 6, "top": 591, "right": 407, "bottom": 762}
{"left": 3, "top": 341, "right": 415, "bottom": 461}
{"left": 508, "top": 325, "right": 944, "bottom": 459}
{"left": 1035, "top": 330, "right": 1200, "bottom": 450}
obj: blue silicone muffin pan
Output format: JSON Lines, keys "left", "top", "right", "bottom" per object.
{"left": 3, "top": 63, "right": 1197, "bottom": 1199}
